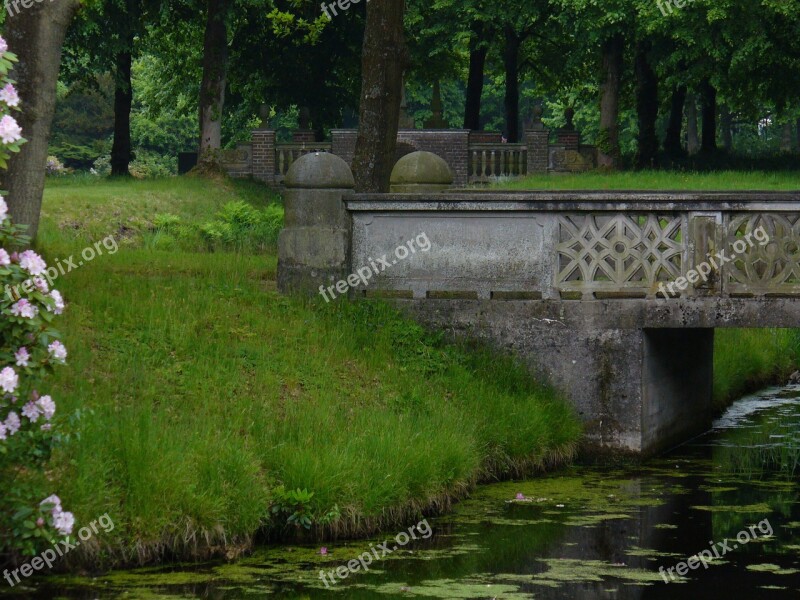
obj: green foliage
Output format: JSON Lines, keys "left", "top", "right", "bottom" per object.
{"left": 270, "top": 486, "right": 316, "bottom": 529}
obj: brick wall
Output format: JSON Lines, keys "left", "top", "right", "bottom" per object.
{"left": 251, "top": 129, "right": 276, "bottom": 184}
{"left": 525, "top": 127, "right": 549, "bottom": 174}
{"left": 331, "top": 129, "right": 359, "bottom": 165}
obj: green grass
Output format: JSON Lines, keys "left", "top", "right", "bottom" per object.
{"left": 713, "top": 329, "right": 800, "bottom": 411}
{"left": 494, "top": 170, "right": 800, "bottom": 190}
{"left": 37, "top": 176, "right": 580, "bottom": 567}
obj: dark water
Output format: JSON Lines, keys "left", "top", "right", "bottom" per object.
{"left": 5, "top": 386, "right": 800, "bottom": 599}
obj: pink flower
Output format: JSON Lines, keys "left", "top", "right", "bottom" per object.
{"left": 37, "top": 395, "right": 55, "bottom": 420}
{"left": 0, "top": 421, "right": 6, "bottom": 441}
{"left": 0, "top": 83, "right": 20, "bottom": 108}
{"left": 0, "top": 248, "right": 9, "bottom": 266}
{"left": 319, "top": 547, "right": 328, "bottom": 555}
{"left": 49, "top": 290, "right": 65, "bottom": 315}
{"left": 40, "top": 495, "right": 61, "bottom": 510}
{"left": 53, "top": 511, "right": 75, "bottom": 536}
{"left": 22, "top": 401, "right": 41, "bottom": 423}
{"left": 36, "top": 517, "right": 45, "bottom": 527}
{"left": 19, "top": 250, "right": 46, "bottom": 275}
{"left": 0, "top": 114, "right": 22, "bottom": 144}
{"left": 515, "top": 492, "right": 526, "bottom": 500}
{"left": 4, "top": 411, "right": 20, "bottom": 435}
{"left": 48, "top": 340, "right": 67, "bottom": 364}
{"left": 0, "top": 37, "right": 8, "bottom": 54}
{"left": 10, "top": 298, "right": 38, "bottom": 319}
{"left": 0, "top": 196, "right": 7, "bottom": 222}
{"left": 14, "top": 347, "right": 29, "bottom": 367}
{"left": 0, "top": 366, "right": 18, "bottom": 393}
{"left": 32, "top": 276, "right": 49, "bottom": 293}
{"left": 40, "top": 423, "right": 52, "bottom": 431}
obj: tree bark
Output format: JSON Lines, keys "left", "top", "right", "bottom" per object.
{"left": 503, "top": 26, "right": 521, "bottom": 142}
{"left": 110, "top": 50, "right": 133, "bottom": 176}
{"left": 720, "top": 106, "right": 733, "bottom": 151}
{"left": 598, "top": 33, "right": 623, "bottom": 168}
{"left": 699, "top": 78, "right": 717, "bottom": 153}
{"left": 664, "top": 84, "right": 686, "bottom": 158}
{"left": 4, "top": 0, "right": 80, "bottom": 238}
{"left": 352, "top": 0, "right": 406, "bottom": 193}
{"left": 463, "top": 21, "right": 488, "bottom": 131}
{"left": 780, "top": 121, "right": 793, "bottom": 153}
{"left": 634, "top": 41, "right": 659, "bottom": 169}
{"left": 198, "top": 0, "right": 228, "bottom": 160}
{"left": 686, "top": 94, "right": 699, "bottom": 155}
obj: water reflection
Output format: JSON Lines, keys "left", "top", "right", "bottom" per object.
{"left": 6, "top": 387, "right": 800, "bottom": 599}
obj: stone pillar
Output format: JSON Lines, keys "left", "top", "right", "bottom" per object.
{"left": 278, "top": 152, "right": 355, "bottom": 295}
{"left": 251, "top": 129, "right": 276, "bottom": 184}
{"left": 330, "top": 129, "right": 359, "bottom": 166}
{"left": 525, "top": 105, "right": 549, "bottom": 174}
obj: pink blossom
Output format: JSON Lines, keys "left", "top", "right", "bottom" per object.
{"left": 4, "top": 411, "right": 20, "bottom": 435}
{"left": 0, "top": 37, "right": 7, "bottom": 54}
{"left": 0, "top": 83, "right": 20, "bottom": 108}
{"left": 0, "top": 366, "right": 18, "bottom": 393}
{"left": 22, "top": 401, "right": 41, "bottom": 423}
{"left": 37, "top": 395, "right": 55, "bottom": 420}
{"left": 10, "top": 298, "right": 38, "bottom": 319}
{"left": 19, "top": 250, "right": 46, "bottom": 276}
{"left": 14, "top": 347, "right": 29, "bottom": 367}
{"left": 40, "top": 495, "right": 61, "bottom": 510}
{"left": 32, "top": 276, "right": 49, "bottom": 293}
{"left": 0, "top": 196, "right": 6, "bottom": 222}
{"left": 0, "top": 421, "right": 6, "bottom": 441}
{"left": 319, "top": 547, "right": 328, "bottom": 555}
{"left": 49, "top": 290, "right": 65, "bottom": 315}
{"left": 53, "top": 510, "right": 75, "bottom": 535}
{"left": 40, "top": 423, "right": 52, "bottom": 431}
{"left": 0, "top": 248, "right": 9, "bottom": 266}
{"left": 0, "top": 114, "right": 22, "bottom": 144}
{"left": 48, "top": 340, "right": 67, "bottom": 364}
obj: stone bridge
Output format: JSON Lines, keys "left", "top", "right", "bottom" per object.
{"left": 278, "top": 152, "right": 800, "bottom": 455}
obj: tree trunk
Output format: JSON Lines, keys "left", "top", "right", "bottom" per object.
{"left": 699, "top": 78, "right": 717, "bottom": 153}
{"left": 781, "top": 121, "right": 793, "bottom": 153}
{"left": 352, "top": 0, "right": 406, "bottom": 193}
{"left": 110, "top": 50, "right": 133, "bottom": 176}
{"left": 686, "top": 94, "right": 699, "bottom": 155}
{"left": 719, "top": 106, "right": 732, "bottom": 151}
{"left": 198, "top": 0, "right": 228, "bottom": 160}
{"left": 503, "top": 26, "right": 521, "bottom": 142}
{"left": 598, "top": 33, "right": 623, "bottom": 168}
{"left": 664, "top": 84, "right": 686, "bottom": 157}
{"left": 634, "top": 41, "right": 659, "bottom": 169}
{"left": 4, "top": 0, "right": 80, "bottom": 239}
{"left": 463, "top": 22, "right": 488, "bottom": 131}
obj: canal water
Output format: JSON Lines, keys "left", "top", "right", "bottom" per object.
{"left": 6, "top": 385, "right": 800, "bottom": 598}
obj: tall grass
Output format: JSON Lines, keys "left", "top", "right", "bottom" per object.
{"left": 38, "top": 177, "right": 580, "bottom": 567}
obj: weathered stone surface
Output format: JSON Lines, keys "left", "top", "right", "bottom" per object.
{"left": 390, "top": 151, "right": 454, "bottom": 193}
{"left": 285, "top": 152, "right": 354, "bottom": 189}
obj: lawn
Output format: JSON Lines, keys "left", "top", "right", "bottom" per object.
{"left": 494, "top": 170, "right": 800, "bottom": 190}
{"left": 37, "top": 176, "right": 581, "bottom": 567}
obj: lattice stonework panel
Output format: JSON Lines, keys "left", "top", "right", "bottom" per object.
{"left": 726, "top": 213, "right": 800, "bottom": 296}
{"left": 556, "top": 214, "right": 685, "bottom": 295}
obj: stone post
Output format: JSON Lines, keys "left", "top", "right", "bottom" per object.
{"left": 251, "top": 129, "right": 276, "bottom": 184}
{"left": 525, "top": 106, "right": 549, "bottom": 174}
{"left": 278, "top": 152, "right": 355, "bottom": 295}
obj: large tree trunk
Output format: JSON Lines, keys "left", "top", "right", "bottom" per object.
{"left": 463, "top": 21, "right": 488, "bottom": 131}
{"left": 198, "top": 0, "right": 228, "bottom": 160}
{"left": 110, "top": 50, "right": 133, "bottom": 176}
{"left": 352, "top": 0, "right": 406, "bottom": 193}
{"left": 664, "top": 84, "right": 686, "bottom": 158}
{"left": 699, "top": 78, "right": 717, "bottom": 153}
{"left": 781, "top": 121, "right": 793, "bottom": 153}
{"left": 686, "top": 94, "right": 699, "bottom": 155}
{"left": 503, "top": 26, "right": 521, "bottom": 142}
{"left": 4, "top": 0, "right": 80, "bottom": 238}
{"left": 598, "top": 33, "right": 623, "bottom": 168}
{"left": 634, "top": 41, "right": 659, "bottom": 169}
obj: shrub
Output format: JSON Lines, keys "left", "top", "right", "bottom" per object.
{"left": 45, "top": 156, "right": 69, "bottom": 176}
{"left": 0, "top": 37, "right": 74, "bottom": 561}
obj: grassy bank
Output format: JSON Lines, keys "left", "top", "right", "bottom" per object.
{"left": 36, "top": 176, "right": 580, "bottom": 567}
{"left": 713, "top": 329, "right": 800, "bottom": 411}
